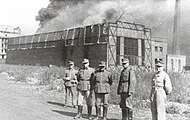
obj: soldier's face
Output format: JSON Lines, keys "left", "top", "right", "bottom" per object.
{"left": 99, "top": 66, "right": 105, "bottom": 70}
{"left": 156, "top": 66, "right": 164, "bottom": 72}
{"left": 122, "top": 62, "right": 129, "bottom": 68}
{"left": 83, "top": 62, "right": 89, "bottom": 68}
{"left": 69, "top": 64, "right": 74, "bottom": 68}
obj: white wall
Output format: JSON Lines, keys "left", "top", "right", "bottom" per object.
{"left": 166, "top": 54, "right": 186, "bottom": 72}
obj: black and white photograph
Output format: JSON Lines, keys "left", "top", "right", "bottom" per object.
{"left": 0, "top": 0, "right": 190, "bottom": 120}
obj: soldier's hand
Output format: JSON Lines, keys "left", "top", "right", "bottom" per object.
{"left": 128, "top": 92, "right": 133, "bottom": 96}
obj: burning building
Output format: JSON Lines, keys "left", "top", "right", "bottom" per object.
{"left": 6, "top": 21, "right": 152, "bottom": 69}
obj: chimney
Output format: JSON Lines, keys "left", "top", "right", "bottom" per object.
{"left": 172, "top": 0, "right": 181, "bottom": 54}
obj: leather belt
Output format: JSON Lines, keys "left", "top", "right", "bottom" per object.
{"left": 122, "top": 81, "right": 128, "bottom": 83}
{"left": 96, "top": 81, "right": 108, "bottom": 83}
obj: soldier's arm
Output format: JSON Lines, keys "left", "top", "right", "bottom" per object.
{"left": 63, "top": 70, "right": 68, "bottom": 81}
{"left": 117, "top": 75, "right": 122, "bottom": 95}
{"left": 76, "top": 69, "right": 81, "bottom": 82}
{"left": 108, "top": 72, "right": 113, "bottom": 86}
{"left": 128, "top": 70, "right": 137, "bottom": 95}
{"left": 90, "top": 72, "right": 96, "bottom": 90}
{"left": 74, "top": 69, "right": 78, "bottom": 80}
{"left": 164, "top": 73, "right": 172, "bottom": 95}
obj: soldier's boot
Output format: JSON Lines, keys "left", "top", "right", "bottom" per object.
{"left": 93, "top": 106, "right": 101, "bottom": 120}
{"left": 103, "top": 106, "right": 108, "bottom": 120}
{"left": 128, "top": 109, "right": 133, "bottom": 120}
{"left": 74, "top": 105, "right": 83, "bottom": 119}
{"left": 121, "top": 109, "right": 127, "bottom": 120}
{"left": 87, "top": 106, "right": 93, "bottom": 120}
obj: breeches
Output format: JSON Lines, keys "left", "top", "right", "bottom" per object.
{"left": 120, "top": 93, "right": 133, "bottom": 109}
{"left": 77, "top": 90, "right": 93, "bottom": 106}
{"left": 95, "top": 93, "right": 109, "bottom": 107}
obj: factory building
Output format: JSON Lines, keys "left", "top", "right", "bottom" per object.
{"left": 6, "top": 21, "right": 152, "bottom": 69}
{"left": 151, "top": 37, "right": 167, "bottom": 70}
{"left": 166, "top": 54, "right": 186, "bottom": 72}
{"left": 0, "top": 25, "right": 21, "bottom": 62}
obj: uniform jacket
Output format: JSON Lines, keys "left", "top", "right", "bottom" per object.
{"left": 150, "top": 71, "right": 172, "bottom": 100}
{"left": 77, "top": 67, "right": 95, "bottom": 91}
{"left": 90, "top": 69, "right": 112, "bottom": 94}
{"left": 117, "top": 67, "right": 136, "bottom": 95}
{"left": 64, "top": 68, "right": 78, "bottom": 87}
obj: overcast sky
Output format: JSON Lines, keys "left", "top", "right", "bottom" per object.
{"left": 0, "top": 0, "right": 189, "bottom": 35}
{"left": 0, "top": 0, "right": 49, "bottom": 35}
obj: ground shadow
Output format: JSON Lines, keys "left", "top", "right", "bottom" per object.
{"left": 47, "top": 101, "right": 77, "bottom": 108}
{"left": 47, "top": 101, "right": 65, "bottom": 107}
{"left": 52, "top": 110, "right": 90, "bottom": 119}
{"left": 52, "top": 109, "right": 120, "bottom": 120}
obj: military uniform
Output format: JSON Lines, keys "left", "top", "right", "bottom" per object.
{"left": 150, "top": 62, "right": 172, "bottom": 120}
{"left": 74, "top": 59, "right": 95, "bottom": 120}
{"left": 64, "top": 62, "right": 78, "bottom": 107}
{"left": 91, "top": 61, "right": 113, "bottom": 120}
{"left": 117, "top": 59, "right": 136, "bottom": 120}
{"left": 77, "top": 66, "right": 95, "bottom": 106}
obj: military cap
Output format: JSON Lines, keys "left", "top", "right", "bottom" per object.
{"left": 156, "top": 61, "right": 165, "bottom": 67}
{"left": 122, "top": 58, "right": 129, "bottom": 64}
{"left": 99, "top": 61, "right": 106, "bottom": 67}
{"left": 68, "top": 61, "right": 74, "bottom": 65}
{"left": 82, "top": 58, "right": 89, "bottom": 64}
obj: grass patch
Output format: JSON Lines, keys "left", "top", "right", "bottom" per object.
{"left": 0, "top": 64, "right": 190, "bottom": 107}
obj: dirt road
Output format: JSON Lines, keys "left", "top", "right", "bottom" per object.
{"left": 0, "top": 73, "right": 188, "bottom": 120}
{"left": 0, "top": 73, "right": 125, "bottom": 120}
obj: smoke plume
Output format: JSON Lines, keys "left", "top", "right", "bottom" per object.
{"left": 35, "top": 0, "right": 190, "bottom": 64}
{"left": 36, "top": 0, "right": 175, "bottom": 37}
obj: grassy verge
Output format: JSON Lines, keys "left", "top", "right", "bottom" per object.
{"left": 0, "top": 64, "right": 190, "bottom": 106}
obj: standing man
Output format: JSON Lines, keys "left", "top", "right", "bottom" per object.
{"left": 117, "top": 58, "right": 136, "bottom": 120}
{"left": 64, "top": 61, "right": 78, "bottom": 108}
{"left": 91, "top": 61, "right": 112, "bottom": 120}
{"left": 150, "top": 61, "right": 172, "bottom": 120}
{"left": 74, "top": 58, "right": 95, "bottom": 120}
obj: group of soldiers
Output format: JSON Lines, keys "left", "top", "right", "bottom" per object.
{"left": 63, "top": 58, "right": 172, "bottom": 120}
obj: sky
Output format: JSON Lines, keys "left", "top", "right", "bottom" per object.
{"left": 0, "top": 0, "right": 189, "bottom": 35}
{"left": 0, "top": 0, "right": 49, "bottom": 35}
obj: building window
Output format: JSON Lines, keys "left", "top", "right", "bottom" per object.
{"left": 178, "top": 59, "right": 181, "bottom": 71}
{"left": 171, "top": 59, "right": 174, "bottom": 71}
{"left": 155, "top": 46, "right": 158, "bottom": 52}
{"left": 159, "top": 47, "right": 163, "bottom": 52}
{"left": 65, "top": 29, "right": 74, "bottom": 46}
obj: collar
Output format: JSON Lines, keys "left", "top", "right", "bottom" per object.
{"left": 99, "top": 69, "right": 105, "bottom": 72}
{"left": 69, "top": 67, "right": 74, "bottom": 70}
{"left": 83, "top": 67, "right": 89, "bottom": 70}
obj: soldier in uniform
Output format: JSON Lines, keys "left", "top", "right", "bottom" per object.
{"left": 74, "top": 59, "right": 95, "bottom": 120}
{"left": 91, "top": 61, "right": 112, "bottom": 120}
{"left": 64, "top": 61, "right": 78, "bottom": 108}
{"left": 117, "top": 58, "right": 136, "bottom": 120}
{"left": 150, "top": 61, "right": 172, "bottom": 120}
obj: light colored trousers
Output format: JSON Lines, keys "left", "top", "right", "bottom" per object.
{"left": 150, "top": 88, "right": 166, "bottom": 120}
{"left": 65, "top": 86, "right": 77, "bottom": 106}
